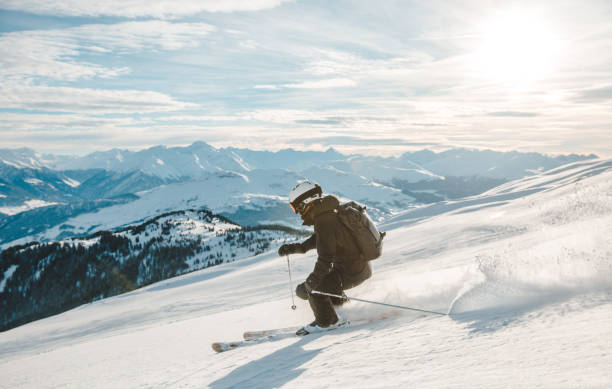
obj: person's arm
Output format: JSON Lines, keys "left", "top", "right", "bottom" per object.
{"left": 305, "top": 216, "right": 336, "bottom": 290}
{"left": 300, "top": 233, "right": 316, "bottom": 252}
{"left": 278, "top": 233, "right": 316, "bottom": 257}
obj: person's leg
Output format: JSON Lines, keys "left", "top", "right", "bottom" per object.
{"left": 338, "top": 261, "right": 372, "bottom": 291}
{"left": 308, "top": 270, "right": 343, "bottom": 326}
{"left": 307, "top": 262, "right": 372, "bottom": 326}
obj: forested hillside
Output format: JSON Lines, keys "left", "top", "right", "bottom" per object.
{"left": 0, "top": 209, "right": 307, "bottom": 331}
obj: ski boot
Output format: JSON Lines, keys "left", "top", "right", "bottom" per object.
{"left": 295, "top": 317, "right": 349, "bottom": 336}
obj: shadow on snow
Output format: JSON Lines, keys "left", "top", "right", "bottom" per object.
{"left": 209, "top": 334, "right": 323, "bottom": 389}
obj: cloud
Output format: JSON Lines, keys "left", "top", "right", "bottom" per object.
{"left": 295, "top": 119, "right": 344, "bottom": 125}
{"left": 1, "top": 1, "right": 611, "bottom": 158}
{"left": 0, "top": 0, "right": 291, "bottom": 18}
{"left": 155, "top": 115, "right": 239, "bottom": 122}
{"left": 0, "top": 21, "right": 215, "bottom": 82}
{"left": 0, "top": 21, "right": 210, "bottom": 116}
{"left": 287, "top": 136, "right": 438, "bottom": 147}
{"left": 71, "top": 21, "right": 216, "bottom": 51}
{"left": 255, "top": 78, "right": 357, "bottom": 90}
{"left": 0, "top": 84, "right": 196, "bottom": 113}
{"left": 0, "top": 113, "right": 148, "bottom": 131}
{"left": 0, "top": 33, "right": 128, "bottom": 82}
{"left": 253, "top": 85, "right": 280, "bottom": 90}
{"left": 154, "top": 111, "right": 402, "bottom": 129}
{"left": 284, "top": 78, "right": 357, "bottom": 89}
{"left": 574, "top": 85, "right": 612, "bottom": 102}
{"left": 153, "top": 110, "right": 413, "bottom": 134}
{"left": 238, "top": 109, "right": 323, "bottom": 123}
{"left": 486, "top": 111, "right": 541, "bottom": 117}
{"left": 304, "top": 48, "right": 433, "bottom": 79}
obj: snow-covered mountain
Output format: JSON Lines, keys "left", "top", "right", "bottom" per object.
{"left": 395, "top": 148, "right": 596, "bottom": 180}
{"left": 0, "top": 148, "right": 57, "bottom": 170}
{"left": 0, "top": 143, "right": 595, "bottom": 248}
{"left": 2, "top": 167, "right": 412, "bottom": 248}
{"left": 0, "top": 161, "right": 80, "bottom": 208}
{"left": 0, "top": 158, "right": 609, "bottom": 388}
{"left": 329, "top": 155, "right": 443, "bottom": 183}
{"left": 49, "top": 142, "right": 251, "bottom": 179}
{"left": 0, "top": 162, "right": 171, "bottom": 245}
{"left": 0, "top": 161, "right": 166, "bottom": 207}
{"left": 2, "top": 143, "right": 594, "bottom": 183}
{"left": 223, "top": 146, "right": 346, "bottom": 172}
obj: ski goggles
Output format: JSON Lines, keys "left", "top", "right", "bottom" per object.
{"left": 290, "top": 201, "right": 309, "bottom": 215}
{"left": 290, "top": 202, "right": 303, "bottom": 214}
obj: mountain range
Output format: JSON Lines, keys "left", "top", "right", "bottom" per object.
{"left": 0, "top": 143, "right": 596, "bottom": 248}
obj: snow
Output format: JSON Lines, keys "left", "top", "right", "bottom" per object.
{"left": 0, "top": 159, "right": 611, "bottom": 388}
{"left": 24, "top": 178, "right": 44, "bottom": 185}
{"left": 0, "top": 199, "right": 59, "bottom": 216}
{"left": 1, "top": 159, "right": 22, "bottom": 168}
{"left": 72, "top": 236, "right": 100, "bottom": 249}
{"left": 0, "top": 265, "right": 18, "bottom": 293}
{"left": 62, "top": 178, "right": 81, "bottom": 188}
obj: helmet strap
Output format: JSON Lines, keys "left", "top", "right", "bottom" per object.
{"left": 301, "top": 201, "right": 314, "bottom": 216}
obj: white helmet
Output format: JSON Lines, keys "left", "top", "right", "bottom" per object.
{"left": 289, "top": 180, "right": 322, "bottom": 214}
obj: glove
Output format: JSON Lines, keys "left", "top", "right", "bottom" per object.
{"left": 295, "top": 282, "right": 311, "bottom": 300}
{"left": 278, "top": 243, "right": 304, "bottom": 257}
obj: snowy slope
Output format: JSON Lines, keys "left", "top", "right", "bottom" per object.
{"left": 0, "top": 159, "right": 611, "bottom": 388}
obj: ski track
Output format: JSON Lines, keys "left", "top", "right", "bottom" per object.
{"left": 0, "top": 159, "right": 611, "bottom": 388}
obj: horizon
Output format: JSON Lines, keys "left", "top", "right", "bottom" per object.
{"left": 1, "top": 1, "right": 612, "bottom": 157}
{"left": 0, "top": 141, "right": 601, "bottom": 160}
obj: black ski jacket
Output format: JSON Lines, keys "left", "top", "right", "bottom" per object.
{"left": 299, "top": 195, "right": 371, "bottom": 290}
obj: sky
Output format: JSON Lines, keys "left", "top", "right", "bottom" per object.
{"left": 0, "top": 0, "right": 611, "bottom": 157}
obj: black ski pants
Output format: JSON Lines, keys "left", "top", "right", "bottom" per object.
{"left": 309, "top": 262, "right": 371, "bottom": 326}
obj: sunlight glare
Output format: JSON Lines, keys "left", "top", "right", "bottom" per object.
{"left": 470, "top": 9, "right": 562, "bottom": 87}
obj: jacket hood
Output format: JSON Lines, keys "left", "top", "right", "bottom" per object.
{"left": 301, "top": 195, "right": 339, "bottom": 226}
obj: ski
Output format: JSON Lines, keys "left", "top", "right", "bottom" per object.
{"left": 244, "top": 319, "right": 350, "bottom": 340}
{"left": 212, "top": 322, "right": 348, "bottom": 353}
{"left": 243, "top": 325, "right": 302, "bottom": 341}
{"left": 212, "top": 312, "right": 404, "bottom": 353}
{"left": 211, "top": 328, "right": 299, "bottom": 353}
{"left": 211, "top": 341, "right": 242, "bottom": 353}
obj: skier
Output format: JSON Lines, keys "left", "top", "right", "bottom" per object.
{"left": 278, "top": 180, "right": 373, "bottom": 335}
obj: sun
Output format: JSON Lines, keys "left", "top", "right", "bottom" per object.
{"left": 469, "top": 8, "right": 561, "bottom": 87}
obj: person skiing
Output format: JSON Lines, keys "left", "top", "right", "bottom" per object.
{"left": 278, "top": 180, "right": 373, "bottom": 335}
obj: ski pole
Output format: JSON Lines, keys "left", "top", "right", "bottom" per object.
{"left": 286, "top": 255, "right": 297, "bottom": 310}
{"left": 311, "top": 290, "right": 448, "bottom": 316}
